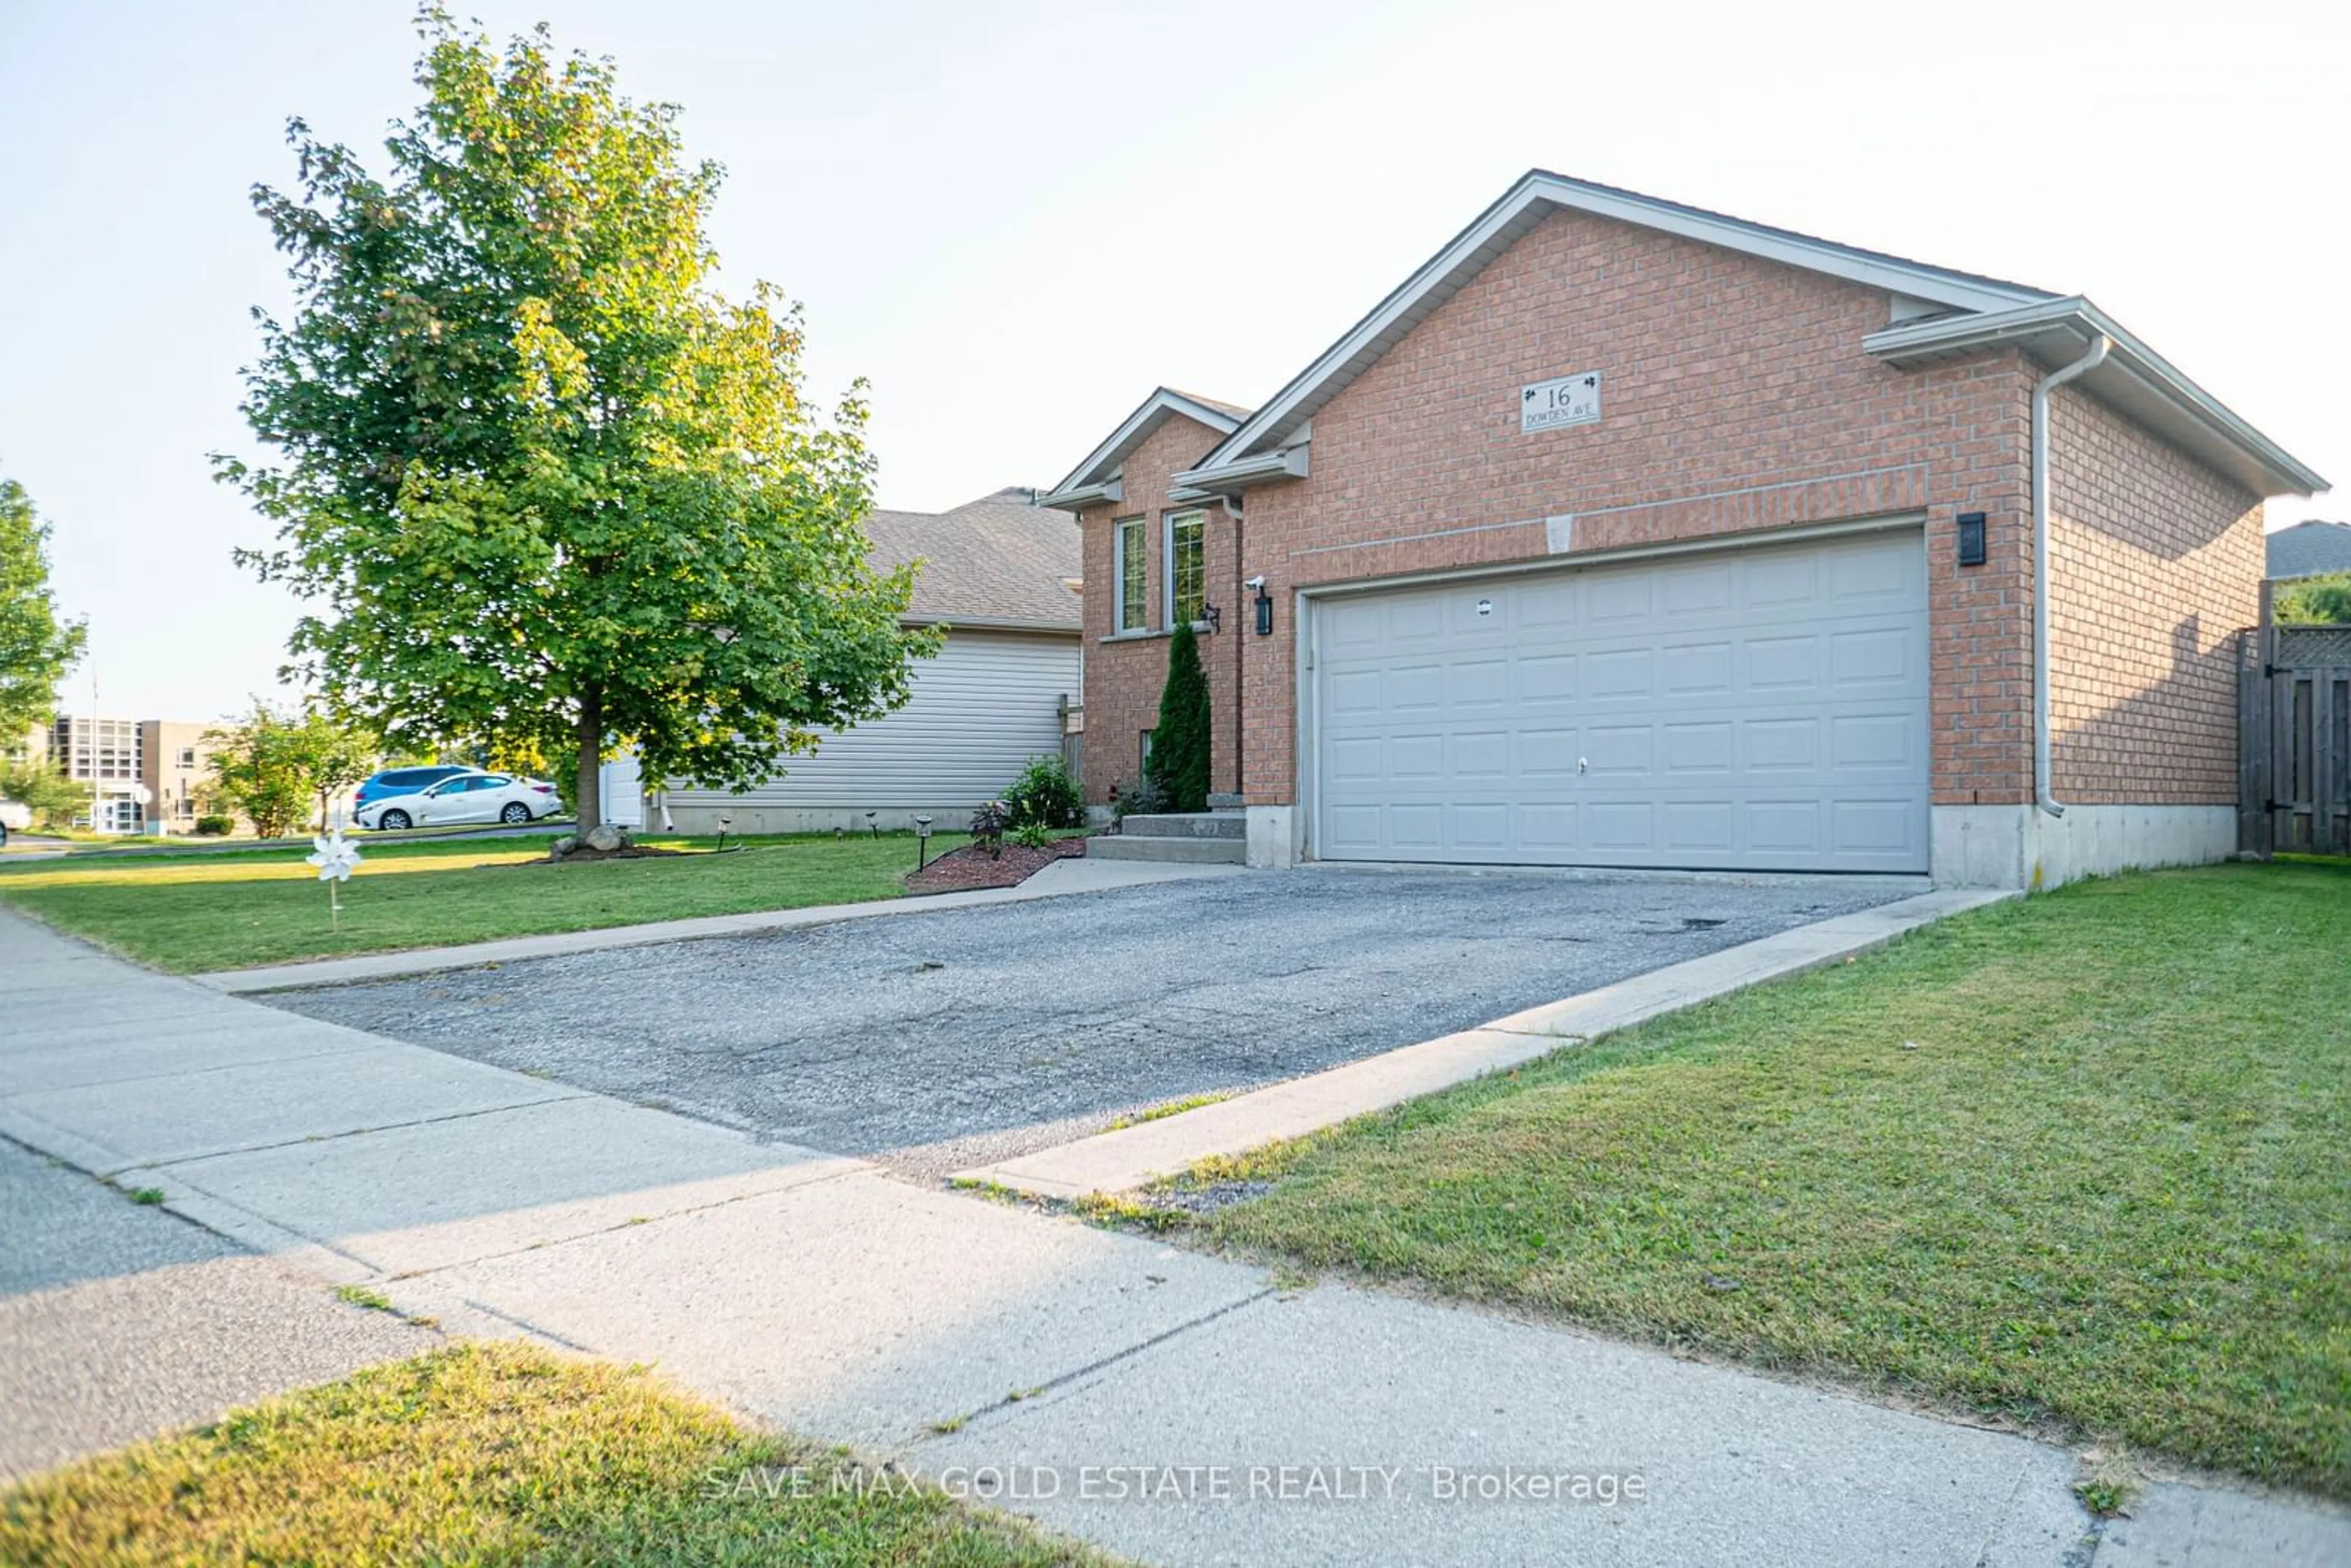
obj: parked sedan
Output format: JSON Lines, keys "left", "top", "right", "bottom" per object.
{"left": 354, "top": 771, "right": 561, "bottom": 831}
{"left": 355, "top": 764, "right": 473, "bottom": 810}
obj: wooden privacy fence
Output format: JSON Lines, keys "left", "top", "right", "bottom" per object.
{"left": 2240, "top": 621, "right": 2351, "bottom": 857}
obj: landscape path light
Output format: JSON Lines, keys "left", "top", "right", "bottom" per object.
{"left": 914, "top": 815, "right": 934, "bottom": 871}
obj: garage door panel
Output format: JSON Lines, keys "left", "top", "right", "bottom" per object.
{"left": 1327, "top": 669, "right": 1384, "bottom": 717}
{"left": 1454, "top": 803, "right": 1510, "bottom": 847}
{"left": 1322, "top": 598, "right": 1389, "bottom": 649}
{"left": 1586, "top": 801, "right": 1656, "bottom": 850}
{"left": 1520, "top": 803, "right": 1579, "bottom": 847}
{"left": 1584, "top": 648, "right": 1654, "bottom": 700}
{"left": 1586, "top": 572, "right": 1654, "bottom": 621}
{"left": 1662, "top": 562, "right": 1734, "bottom": 616}
{"left": 1452, "top": 658, "right": 1509, "bottom": 705}
{"left": 1325, "top": 737, "right": 1385, "bottom": 786}
{"left": 1454, "top": 732, "right": 1510, "bottom": 778}
{"left": 1829, "top": 712, "right": 1918, "bottom": 771}
{"left": 1829, "top": 626, "right": 1915, "bottom": 688}
{"left": 1828, "top": 535, "right": 1919, "bottom": 603}
{"left": 1662, "top": 642, "right": 1734, "bottom": 695}
{"left": 1662, "top": 722, "right": 1734, "bottom": 775}
{"left": 1831, "top": 799, "right": 1918, "bottom": 855}
{"left": 1584, "top": 725, "right": 1652, "bottom": 775}
{"left": 1313, "top": 528, "right": 1929, "bottom": 873}
{"left": 1519, "top": 580, "right": 1579, "bottom": 628}
{"left": 1745, "top": 551, "right": 1821, "bottom": 609}
{"left": 1389, "top": 804, "right": 1444, "bottom": 847}
{"left": 1520, "top": 654, "right": 1577, "bottom": 702}
{"left": 1663, "top": 801, "right": 1735, "bottom": 850}
{"left": 1746, "top": 718, "right": 1820, "bottom": 772}
{"left": 1745, "top": 800, "right": 1826, "bottom": 853}
{"left": 1389, "top": 598, "right": 1447, "bottom": 640}
{"left": 1387, "top": 733, "right": 1444, "bottom": 779}
{"left": 1323, "top": 803, "right": 1384, "bottom": 854}
{"left": 1745, "top": 634, "right": 1821, "bottom": 692}
{"left": 1520, "top": 728, "right": 1583, "bottom": 775}
{"left": 1384, "top": 664, "right": 1446, "bottom": 711}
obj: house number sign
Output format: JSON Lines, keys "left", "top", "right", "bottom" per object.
{"left": 1521, "top": 371, "right": 1601, "bottom": 433}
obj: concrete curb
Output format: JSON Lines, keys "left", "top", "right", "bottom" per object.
{"left": 952, "top": 888, "right": 2017, "bottom": 1201}
{"left": 193, "top": 858, "right": 1251, "bottom": 994}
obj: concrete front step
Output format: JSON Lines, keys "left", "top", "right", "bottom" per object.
{"left": 1118, "top": 812, "right": 1245, "bottom": 840}
{"left": 1086, "top": 833, "right": 1247, "bottom": 865}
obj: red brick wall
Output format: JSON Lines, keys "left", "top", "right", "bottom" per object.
{"left": 1234, "top": 207, "right": 2042, "bottom": 808}
{"left": 1076, "top": 410, "right": 1242, "bottom": 803}
{"left": 2045, "top": 386, "right": 2263, "bottom": 804}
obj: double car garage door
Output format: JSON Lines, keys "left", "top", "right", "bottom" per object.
{"left": 1311, "top": 527, "right": 1930, "bottom": 873}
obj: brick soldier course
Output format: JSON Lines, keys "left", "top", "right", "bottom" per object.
{"left": 1044, "top": 171, "right": 2324, "bottom": 888}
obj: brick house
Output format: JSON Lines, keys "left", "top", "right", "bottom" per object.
{"left": 1041, "top": 171, "right": 2326, "bottom": 888}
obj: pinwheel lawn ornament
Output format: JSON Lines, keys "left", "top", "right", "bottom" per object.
{"left": 307, "top": 823, "right": 364, "bottom": 931}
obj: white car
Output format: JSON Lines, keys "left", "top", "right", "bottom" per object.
{"left": 354, "top": 770, "right": 561, "bottom": 831}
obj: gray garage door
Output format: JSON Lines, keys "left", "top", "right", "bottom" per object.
{"left": 1311, "top": 527, "right": 1930, "bottom": 872}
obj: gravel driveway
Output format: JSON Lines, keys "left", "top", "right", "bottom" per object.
{"left": 269, "top": 869, "right": 1908, "bottom": 1176}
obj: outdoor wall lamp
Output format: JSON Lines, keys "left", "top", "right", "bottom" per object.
{"left": 913, "top": 815, "right": 934, "bottom": 871}
{"left": 1955, "top": 511, "right": 1987, "bottom": 569}
{"left": 1247, "top": 575, "right": 1273, "bottom": 636}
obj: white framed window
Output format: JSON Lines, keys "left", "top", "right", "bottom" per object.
{"left": 1113, "top": 517, "right": 1147, "bottom": 633}
{"left": 1164, "top": 509, "right": 1205, "bottom": 629}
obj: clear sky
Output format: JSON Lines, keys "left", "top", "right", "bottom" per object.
{"left": 2, "top": 0, "right": 2344, "bottom": 722}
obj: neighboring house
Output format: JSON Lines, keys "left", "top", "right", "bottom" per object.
{"left": 2266, "top": 520, "right": 2351, "bottom": 580}
{"left": 658, "top": 489, "right": 1081, "bottom": 834}
{"left": 1043, "top": 171, "right": 2328, "bottom": 890}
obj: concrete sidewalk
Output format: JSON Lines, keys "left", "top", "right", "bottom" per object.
{"left": 196, "top": 855, "right": 1248, "bottom": 993}
{"left": 3, "top": 909, "right": 2344, "bottom": 1564}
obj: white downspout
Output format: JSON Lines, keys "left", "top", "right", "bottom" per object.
{"left": 2031, "top": 329, "right": 2111, "bottom": 817}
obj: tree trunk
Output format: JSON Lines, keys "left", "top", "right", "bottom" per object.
{"left": 575, "top": 685, "right": 602, "bottom": 833}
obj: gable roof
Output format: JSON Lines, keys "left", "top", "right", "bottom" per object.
{"left": 1180, "top": 169, "right": 2325, "bottom": 501}
{"left": 1038, "top": 387, "right": 1249, "bottom": 511}
{"left": 2268, "top": 520, "right": 2351, "bottom": 580}
{"left": 862, "top": 490, "right": 1080, "bottom": 632}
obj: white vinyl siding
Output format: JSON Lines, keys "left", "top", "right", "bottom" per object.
{"left": 666, "top": 629, "right": 1080, "bottom": 811}
{"left": 1114, "top": 517, "right": 1147, "bottom": 632}
{"left": 1165, "top": 510, "right": 1205, "bottom": 628}
{"left": 1311, "top": 528, "right": 1930, "bottom": 873}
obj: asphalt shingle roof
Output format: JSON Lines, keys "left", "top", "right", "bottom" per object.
{"left": 862, "top": 488, "right": 1081, "bottom": 631}
{"left": 2267, "top": 521, "right": 2351, "bottom": 580}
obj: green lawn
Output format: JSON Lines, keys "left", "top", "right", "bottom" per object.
{"left": 0, "top": 1343, "right": 1110, "bottom": 1566}
{"left": 0, "top": 830, "right": 969, "bottom": 973}
{"left": 1194, "top": 864, "right": 2351, "bottom": 1498}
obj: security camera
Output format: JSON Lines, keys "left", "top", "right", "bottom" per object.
{"left": 1243, "top": 574, "right": 1267, "bottom": 591}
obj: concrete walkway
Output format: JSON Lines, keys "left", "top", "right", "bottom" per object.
{"left": 2, "top": 909, "right": 2344, "bottom": 1564}
{"left": 197, "top": 855, "right": 1249, "bottom": 992}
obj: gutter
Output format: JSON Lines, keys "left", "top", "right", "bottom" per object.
{"left": 1866, "top": 297, "right": 2328, "bottom": 498}
{"left": 2032, "top": 330, "right": 2110, "bottom": 818}
{"left": 1038, "top": 479, "right": 1123, "bottom": 513}
{"left": 1170, "top": 445, "right": 1309, "bottom": 497}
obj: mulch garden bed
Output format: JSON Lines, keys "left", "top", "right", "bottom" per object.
{"left": 904, "top": 835, "right": 1086, "bottom": 893}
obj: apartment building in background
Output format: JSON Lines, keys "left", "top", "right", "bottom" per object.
{"left": 140, "top": 720, "right": 219, "bottom": 832}
{"left": 36, "top": 715, "right": 220, "bottom": 834}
